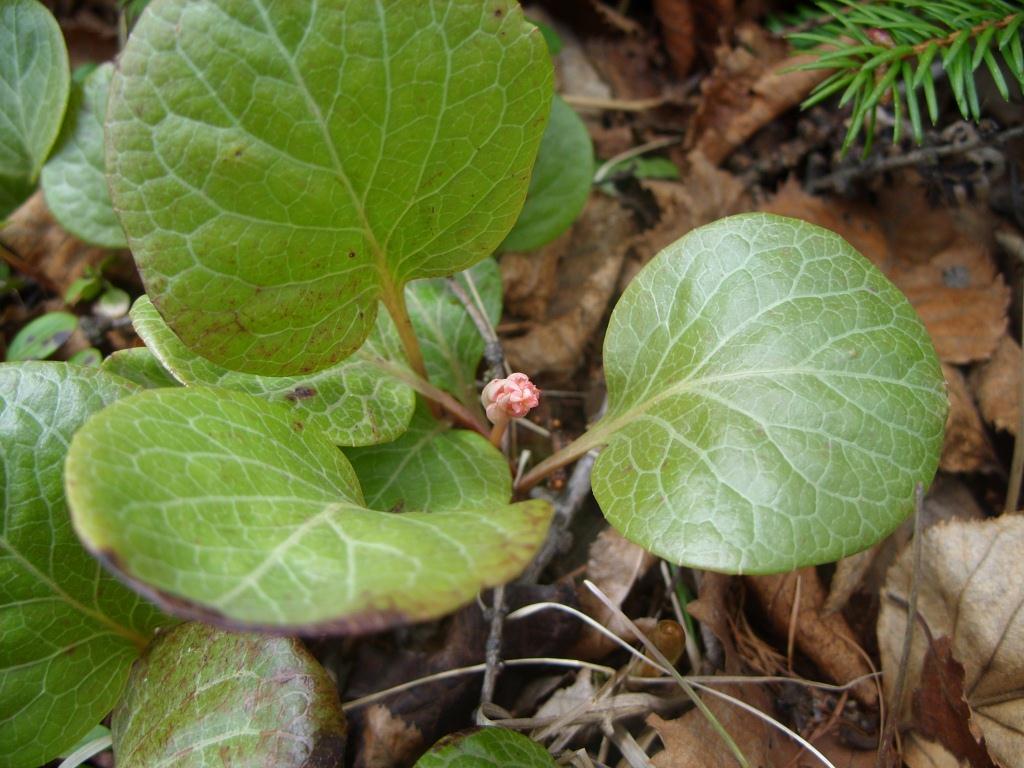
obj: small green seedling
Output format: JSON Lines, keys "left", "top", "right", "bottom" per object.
{"left": 0, "top": 1, "right": 947, "bottom": 766}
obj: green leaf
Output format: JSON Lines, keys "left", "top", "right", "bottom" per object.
{"left": 100, "top": 347, "right": 180, "bottom": 389}
{"left": 6, "top": 311, "right": 77, "bottom": 361}
{"left": 67, "top": 387, "right": 553, "bottom": 631}
{"left": 64, "top": 274, "right": 103, "bottom": 305}
{"left": 0, "top": 363, "right": 169, "bottom": 768}
{"left": 407, "top": 259, "right": 501, "bottom": 407}
{"left": 68, "top": 347, "right": 102, "bottom": 367}
{"left": 58, "top": 725, "right": 110, "bottom": 768}
{"left": 41, "top": 64, "right": 126, "bottom": 248}
{"left": 112, "top": 622, "right": 345, "bottom": 768}
{"left": 0, "top": 0, "right": 69, "bottom": 218}
{"left": 131, "top": 295, "right": 415, "bottom": 446}
{"left": 415, "top": 728, "right": 557, "bottom": 768}
{"left": 583, "top": 214, "right": 946, "bottom": 574}
{"left": 106, "top": 0, "right": 552, "bottom": 376}
{"left": 348, "top": 401, "right": 510, "bottom": 513}
{"left": 94, "top": 286, "right": 130, "bottom": 319}
{"left": 501, "top": 95, "right": 593, "bottom": 253}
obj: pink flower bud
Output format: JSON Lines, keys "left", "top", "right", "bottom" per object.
{"left": 481, "top": 373, "right": 540, "bottom": 424}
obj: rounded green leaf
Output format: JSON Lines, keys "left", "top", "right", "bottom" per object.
{"left": 68, "top": 347, "right": 101, "bottom": 367}
{"left": 100, "top": 347, "right": 180, "bottom": 389}
{"left": 0, "top": 0, "right": 69, "bottom": 218}
{"left": 106, "top": 0, "right": 552, "bottom": 376}
{"left": 131, "top": 295, "right": 415, "bottom": 446}
{"left": 41, "top": 64, "right": 126, "bottom": 248}
{"left": 113, "top": 622, "right": 345, "bottom": 768}
{"left": 67, "top": 387, "right": 553, "bottom": 632}
{"left": 408, "top": 259, "right": 502, "bottom": 407}
{"left": 0, "top": 363, "right": 170, "bottom": 768}
{"left": 6, "top": 311, "right": 77, "bottom": 361}
{"left": 500, "top": 95, "right": 593, "bottom": 253}
{"left": 587, "top": 214, "right": 947, "bottom": 574}
{"left": 348, "top": 401, "right": 510, "bottom": 513}
{"left": 415, "top": 728, "right": 557, "bottom": 768}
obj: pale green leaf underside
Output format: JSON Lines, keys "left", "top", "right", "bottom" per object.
{"left": 348, "top": 401, "right": 510, "bottom": 514}
{"left": 100, "top": 347, "right": 180, "bottom": 390}
{"left": 415, "top": 728, "right": 557, "bottom": 768}
{"left": 41, "top": 63, "right": 126, "bottom": 248}
{"left": 501, "top": 95, "right": 593, "bottom": 253}
{"left": 113, "top": 622, "right": 345, "bottom": 768}
{"left": 131, "top": 295, "right": 414, "bottom": 446}
{"left": 0, "top": 363, "right": 169, "bottom": 768}
{"left": 590, "top": 214, "right": 947, "bottom": 574}
{"left": 67, "top": 387, "right": 552, "bottom": 632}
{"left": 0, "top": 0, "right": 69, "bottom": 218}
{"left": 408, "top": 258, "right": 502, "bottom": 407}
{"left": 106, "top": 0, "right": 552, "bottom": 376}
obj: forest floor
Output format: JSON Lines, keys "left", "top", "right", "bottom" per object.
{"left": 5, "top": 1, "right": 1024, "bottom": 767}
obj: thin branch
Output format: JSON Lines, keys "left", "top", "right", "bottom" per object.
{"left": 999, "top": 228, "right": 1024, "bottom": 514}
{"left": 808, "top": 124, "right": 1024, "bottom": 193}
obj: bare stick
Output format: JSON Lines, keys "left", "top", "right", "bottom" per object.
{"left": 1000, "top": 229, "right": 1024, "bottom": 515}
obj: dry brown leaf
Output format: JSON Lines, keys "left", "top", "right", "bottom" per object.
{"left": 941, "top": 365, "right": 997, "bottom": 474}
{"left": 688, "top": 24, "right": 829, "bottom": 165}
{"left": 357, "top": 705, "right": 424, "bottom": 768}
{"left": 687, "top": 572, "right": 741, "bottom": 673}
{"left": 653, "top": 0, "right": 696, "bottom": 76}
{"left": 747, "top": 568, "right": 876, "bottom": 705}
{"left": 912, "top": 636, "right": 996, "bottom": 768}
{"left": 502, "top": 195, "right": 634, "bottom": 379}
{"left": 629, "top": 154, "right": 749, "bottom": 265}
{"left": 878, "top": 515, "right": 1024, "bottom": 768}
{"left": 0, "top": 191, "right": 139, "bottom": 296}
{"left": 500, "top": 228, "right": 569, "bottom": 321}
{"left": 584, "top": 34, "right": 666, "bottom": 101}
{"left": 824, "top": 546, "right": 879, "bottom": 615}
{"left": 904, "top": 734, "right": 969, "bottom": 768}
{"left": 648, "top": 684, "right": 780, "bottom": 767}
{"left": 970, "top": 335, "right": 1021, "bottom": 435}
{"left": 762, "top": 181, "right": 1009, "bottom": 365}
{"left": 573, "top": 527, "right": 657, "bottom": 659}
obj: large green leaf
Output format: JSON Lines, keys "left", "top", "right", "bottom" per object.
{"left": 415, "top": 728, "right": 557, "bottom": 768}
{"left": 348, "top": 401, "right": 510, "bottom": 513}
{"left": 583, "top": 214, "right": 947, "bottom": 574}
{"left": 408, "top": 258, "right": 502, "bottom": 407}
{"left": 41, "top": 63, "right": 126, "bottom": 248}
{"left": 0, "top": 0, "right": 69, "bottom": 218}
{"left": 112, "top": 622, "right": 346, "bottom": 768}
{"left": 0, "top": 363, "right": 169, "bottom": 768}
{"left": 67, "top": 387, "right": 552, "bottom": 632}
{"left": 501, "top": 95, "right": 593, "bottom": 253}
{"left": 132, "top": 295, "right": 414, "bottom": 446}
{"left": 101, "top": 347, "right": 180, "bottom": 389}
{"left": 106, "top": 0, "right": 552, "bottom": 376}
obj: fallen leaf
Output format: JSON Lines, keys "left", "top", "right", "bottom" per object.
{"left": 0, "top": 191, "right": 139, "bottom": 296}
{"left": 649, "top": 684, "right": 780, "bottom": 767}
{"left": 970, "top": 335, "right": 1021, "bottom": 434}
{"left": 573, "top": 527, "right": 657, "bottom": 659}
{"left": 688, "top": 24, "right": 829, "bottom": 165}
{"left": 360, "top": 705, "right": 425, "bottom": 768}
{"left": 686, "top": 572, "right": 741, "bottom": 673}
{"left": 940, "top": 365, "right": 997, "bottom": 474}
{"left": 904, "top": 734, "right": 968, "bottom": 768}
{"left": 501, "top": 229, "right": 569, "bottom": 321}
{"left": 747, "top": 568, "right": 877, "bottom": 706}
{"left": 584, "top": 35, "right": 666, "bottom": 101}
{"left": 824, "top": 547, "right": 879, "bottom": 616}
{"left": 878, "top": 515, "right": 1024, "bottom": 768}
{"left": 912, "top": 637, "right": 996, "bottom": 768}
{"left": 502, "top": 194, "right": 634, "bottom": 380}
{"left": 653, "top": 0, "right": 696, "bottom": 77}
{"left": 762, "top": 180, "right": 1009, "bottom": 365}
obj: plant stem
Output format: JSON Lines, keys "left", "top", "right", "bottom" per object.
{"left": 381, "top": 278, "right": 430, "bottom": 383}
{"left": 515, "top": 427, "right": 605, "bottom": 493}
{"left": 371, "top": 357, "right": 489, "bottom": 437}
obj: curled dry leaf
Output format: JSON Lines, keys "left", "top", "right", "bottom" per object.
{"left": 686, "top": 572, "right": 741, "bottom": 673}
{"left": 970, "top": 335, "right": 1021, "bottom": 435}
{"left": 360, "top": 705, "right": 425, "bottom": 768}
{"left": 941, "top": 364, "right": 997, "bottom": 474}
{"left": 502, "top": 195, "right": 634, "bottom": 379}
{"left": 747, "top": 568, "right": 876, "bottom": 706}
{"left": 823, "top": 547, "right": 880, "bottom": 615}
{"left": 653, "top": 0, "right": 696, "bottom": 77}
{"left": 878, "top": 515, "right": 1024, "bottom": 768}
{"left": 687, "top": 24, "right": 829, "bottom": 165}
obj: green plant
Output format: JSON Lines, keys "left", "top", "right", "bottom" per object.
{"left": 0, "top": 1, "right": 947, "bottom": 766}
{"left": 788, "top": 0, "right": 1024, "bottom": 153}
